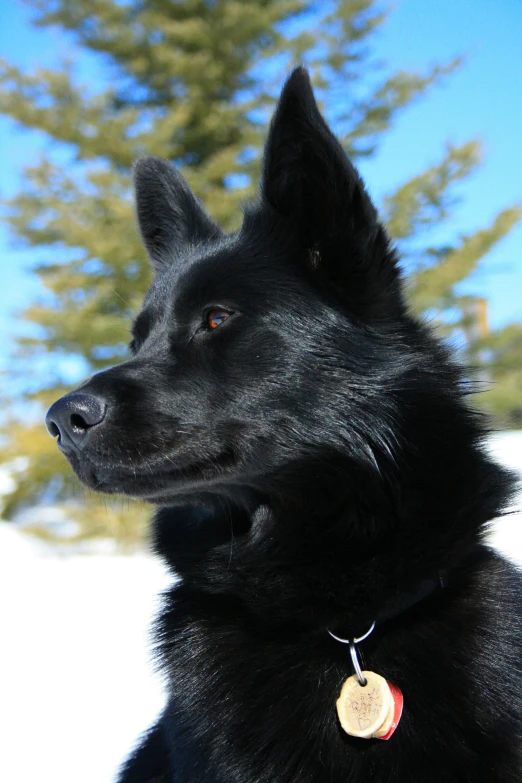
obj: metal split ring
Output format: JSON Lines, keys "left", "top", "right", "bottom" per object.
{"left": 328, "top": 621, "right": 376, "bottom": 687}
{"left": 328, "top": 621, "right": 376, "bottom": 646}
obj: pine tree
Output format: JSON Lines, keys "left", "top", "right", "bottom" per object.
{"left": 1, "top": 0, "right": 520, "bottom": 544}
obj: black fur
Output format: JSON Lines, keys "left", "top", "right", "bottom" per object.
{"left": 48, "top": 67, "right": 522, "bottom": 781}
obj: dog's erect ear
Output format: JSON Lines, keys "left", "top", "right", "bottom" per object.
{"left": 262, "top": 68, "right": 402, "bottom": 317}
{"left": 134, "top": 157, "right": 223, "bottom": 271}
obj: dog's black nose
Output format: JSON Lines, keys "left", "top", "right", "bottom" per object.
{"left": 45, "top": 393, "right": 107, "bottom": 452}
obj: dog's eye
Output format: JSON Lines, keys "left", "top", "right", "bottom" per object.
{"left": 206, "top": 309, "right": 232, "bottom": 330}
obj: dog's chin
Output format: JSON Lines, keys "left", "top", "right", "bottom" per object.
{"left": 67, "top": 449, "right": 238, "bottom": 501}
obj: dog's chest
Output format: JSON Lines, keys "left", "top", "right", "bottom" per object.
{"left": 154, "top": 583, "right": 521, "bottom": 783}
{"left": 156, "top": 594, "right": 430, "bottom": 783}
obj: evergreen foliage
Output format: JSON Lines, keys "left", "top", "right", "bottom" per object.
{"left": 1, "top": 0, "right": 520, "bottom": 543}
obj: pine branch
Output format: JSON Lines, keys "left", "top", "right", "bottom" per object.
{"left": 0, "top": 60, "right": 146, "bottom": 166}
{"left": 384, "top": 142, "right": 482, "bottom": 240}
{"left": 341, "top": 60, "right": 462, "bottom": 157}
{"left": 409, "top": 206, "right": 522, "bottom": 312}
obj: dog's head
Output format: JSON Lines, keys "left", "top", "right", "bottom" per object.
{"left": 46, "top": 68, "right": 431, "bottom": 505}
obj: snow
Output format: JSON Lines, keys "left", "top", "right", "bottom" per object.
{"left": 0, "top": 533, "right": 171, "bottom": 783}
{"left": 0, "top": 433, "right": 521, "bottom": 783}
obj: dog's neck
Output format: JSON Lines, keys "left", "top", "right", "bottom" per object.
{"left": 154, "top": 426, "right": 511, "bottom": 633}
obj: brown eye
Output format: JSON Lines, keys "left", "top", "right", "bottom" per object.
{"left": 207, "top": 309, "right": 231, "bottom": 329}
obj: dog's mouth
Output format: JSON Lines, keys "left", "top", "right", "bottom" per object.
{"left": 67, "top": 447, "right": 238, "bottom": 500}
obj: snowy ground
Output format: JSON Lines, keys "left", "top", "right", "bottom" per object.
{"left": 0, "top": 432, "right": 521, "bottom": 783}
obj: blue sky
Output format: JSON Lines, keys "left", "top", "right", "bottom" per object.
{"left": 1, "top": 0, "right": 521, "bottom": 381}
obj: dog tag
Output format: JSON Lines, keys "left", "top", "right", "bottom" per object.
{"left": 336, "top": 671, "right": 403, "bottom": 740}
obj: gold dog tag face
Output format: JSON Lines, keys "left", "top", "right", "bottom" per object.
{"left": 336, "top": 671, "right": 392, "bottom": 738}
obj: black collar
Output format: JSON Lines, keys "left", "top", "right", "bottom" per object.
{"left": 374, "top": 569, "right": 448, "bottom": 628}
{"left": 332, "top": 543, "right": 486, "bottom": 641}
{"left": 375, "top": 543, "right": 487, "bottom": 629}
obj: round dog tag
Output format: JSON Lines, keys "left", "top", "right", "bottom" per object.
{"left": 336, "top": 672, "right": 404, "bottom": 740}
{"left": 336, "top": 671, "right": 392, "bottom": 738}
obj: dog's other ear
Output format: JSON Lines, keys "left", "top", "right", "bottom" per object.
{"left": 134, "top": 157, "right": 223, "bottom": 272}
{"left": 262, "top": 68, "right": 403, "bottom": 318}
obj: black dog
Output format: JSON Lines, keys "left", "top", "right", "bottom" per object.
{"left": 46, "top": 68, "right": 522, "bottom": 781}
